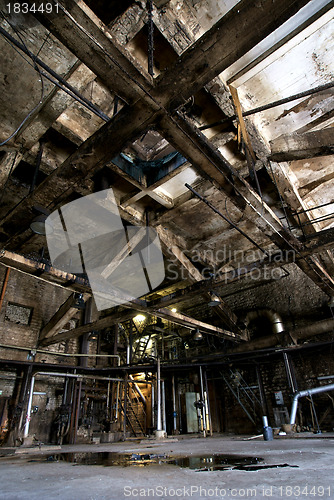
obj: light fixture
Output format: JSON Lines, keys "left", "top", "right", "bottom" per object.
{"left": 208, "top": 297, "right": 220, "bottom": 307}
{"left": 171, "top": 308, "right": 177, "bottom": 313}
{"left": 74, "top": 294, "right": 85, "bottom": 310}
{"left": 88, "top": 330, "right": 99, "bottom": 341}
{"left": 30, "top": 214, "right": 49, "bottom": 235}
{"left": 134, "top": 314, "right": 146, "bottom": 322}
{"left": 193, "top": 328, "right": 203, "bottom": 341}
{"left": 30, "top": 205, "right": 51, "bottom": 235}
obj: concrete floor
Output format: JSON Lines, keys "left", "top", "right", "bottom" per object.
{"left": 0, "top": 434, "right": 333, "bottom": 500}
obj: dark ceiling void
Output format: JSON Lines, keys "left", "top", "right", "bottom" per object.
{"left": 84, "top": 0, "right": 136, "bottom": 26}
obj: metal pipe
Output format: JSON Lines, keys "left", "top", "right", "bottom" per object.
{"left": 35, "top": 371, "right": 123, "bottom": 382}
{"left": 172, "top": 375, "right": 177, "bottom": 433}
{"left": 199, "top": 80, "right": 334, "bottom": 130}
{"left": 199, "top": 366, "right": 206, "bottom": 436}
{"left": 129, "top": 375, "right": 147, "bottom": 405}
{"left": 0, "top": 343, "right": 120, "bottom": 365}
{"left": 161, "top": 380, "right": 166, "bottom": 432}
{"left": 115, "top": 380, "right": 120, "bottom": 421}
{"left": 73, "top": 380, "right": 82, "bottom": 444}
{"left": 203, "top": 369, "right": 213, "bottom": 436}
{"left": 245, "top": 309, "right": 284, "bottom": 335}
{"left": 23, "top": 375, "right": 35, "bottom": 438}
{"left": 156, "top": 357, "right": 162, "bottom": 431}
{"left": 232, "top": 318, "right": 334, "bottom": 352}
{"left": 185, "top": 184, "right": 269, "bottom": 256}
{"left": 289, "top": 383, "right": 334, "bottom": 425}
{"left": 0, "top": 268, "right": 10, "bottom": 312}
{"left": 123, "top": 376, "right": 128, "bottom": 440}
{"left": 151, "top": 380, "right": 155, "bottom": 429}
{"left": 0, "top": 27, "right": 110, "bottom": 123}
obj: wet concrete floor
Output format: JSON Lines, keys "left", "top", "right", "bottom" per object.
{"left": 0, "top": 434, "right": 333, "bottom": 499}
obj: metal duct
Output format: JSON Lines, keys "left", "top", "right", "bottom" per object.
{"left": 231, "top": 318, "right": 334, "bottom": 352}
{"left": 289, "top": 383, "right": 334, "bottom": 425}
{"left": 245, "top": 309, "right": 284, "bottom": 335}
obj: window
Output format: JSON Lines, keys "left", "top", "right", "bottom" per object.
{"left": 5, "top": 302, "right": 33, "bottom": 326}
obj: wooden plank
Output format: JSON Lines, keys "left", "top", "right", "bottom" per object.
{"left": 28, "top": 0, "right": 153, "bottom": 105}
{"left": 229, "top": 85, "right": 256, "bottom": 163}
{"left": 101, "top": 227, "right": 147, "bottom": 279}
{"left": 41, "top": 302, "right": 243, "bottom": 346}
{"left": 0, "top": 100, "right": 157, "bottom": 248}
{"left": 157, "top": 113, "right": 334, "bottom": 295}
{"left": 270, "top": 128, "right": 334, "bottom": 161}
{"left": 0, "top": 151, "right": 22, "bottom": 190}
{"left": 39, "top": 292, "right": 90, "bottom": 341}
{"left": 153, "top": 0, "right": 314, "bottom": 109}
{"left": 156, "top": 226, "right": 246, "bottom": 336}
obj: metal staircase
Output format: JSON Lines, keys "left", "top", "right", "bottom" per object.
{"left": 222, "top": 369, "right": 263, "bottom": 425}
{"left": 119, "top": 382, "right": 146, "bottom": 437}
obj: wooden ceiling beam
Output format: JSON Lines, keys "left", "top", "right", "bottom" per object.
{"left": 270, "top": 128, "right": 334, "bottom": 162}
{"left": 39, "top": 292, "right": 90, "bottom": 342}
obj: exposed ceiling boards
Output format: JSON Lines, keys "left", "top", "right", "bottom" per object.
{"left": 0, "top": 0, "right": 333, "bottom": 344}
{"left": 223, "top": 7, "right": 334, "bottom": 145}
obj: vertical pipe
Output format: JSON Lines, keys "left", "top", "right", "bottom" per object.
{"left": 23, "top": 375, "right": 35, "bottom": 438}
{"left": 199, "top": 366, "right": 206, "bottom": 436}
{"left": 161, "top": 380, "right": 166, "bottom": 432}
{"left": 0, "top": 267, "right": 10, "bottom": 312}
{"left": 283, "top": 352, "right": 298, "bottom": 393}
{"left": 80, "top": 297, "right": 92, "bottom": 368}
{"left": 151, "top": 380, "right": 155, "bottom": 429}
{"left": 156, "top": 358, "right": 162, "bottom": 431}
{"left": 73, "top": 380, "right": 82, "bottom": 444}
{"left": 123, "top": 377, "right": 128, "bottom": 440}
{"left": 256, "top": 364, "right": 267, "bottom": 415}
{"left": 203, "top": 369, "right": 213, "bottom": 436}
{"left": 16, "top": 365, "right": 33, "bottom": 441}
{"left": 106, "top": 381, "right": 111, "bottom": 411}
{"left": 126, "top": 341, "right": 130, "bottom": 365}
{"left": 115, "top": 381, "right": 120, "bottom": 421}
{"left": 172, "top": 375, "right": 177, "bottom": 433}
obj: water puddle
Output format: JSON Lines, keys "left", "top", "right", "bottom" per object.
{"left": 28, "top": 452, "right": 298, "bottom": 472}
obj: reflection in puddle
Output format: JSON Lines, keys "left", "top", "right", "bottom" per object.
{"left": 29, "top": 452, "right": 298, "bottom": 472}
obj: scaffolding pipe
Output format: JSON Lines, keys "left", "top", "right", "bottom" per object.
{"left": 289, "top": 383, "right": 334, "bottom": 425}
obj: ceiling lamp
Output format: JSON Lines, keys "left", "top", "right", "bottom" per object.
{"left": 193, "top": 328, "right": 203, "bottom": 341}
{"left": 30, "top": 205, "right": 51, "bottom": 235}
{"left": 30, "top": 214, "right": 49, "bottom": 235}
{"left": 208, "top": 299, "right": 220, "bottom": 307}
{"left": 134, "top": 314, "right": 146, "bottom": 322}
{"left": 74, "top": 294, "right": 85, "bottom": 310}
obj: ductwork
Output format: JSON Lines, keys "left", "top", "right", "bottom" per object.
{"left": 231, "top": 318, "right": 334, "bottom": 353}
{"left": 245, "top": 309, "right": 284, "bottom": 335}
{"left": 289, "top": 383, "right": 334, "bottom": 425}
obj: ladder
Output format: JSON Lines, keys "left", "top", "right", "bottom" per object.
{"left": 119, "top": 383, "right": 146, "bottom": 437}
{"left": 222, "top": 369, "right": 263, "bottom": 425}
